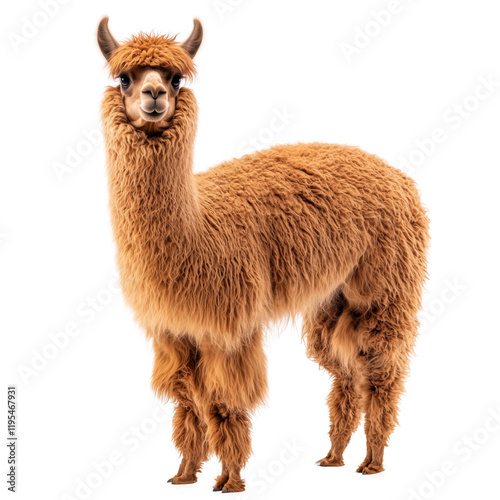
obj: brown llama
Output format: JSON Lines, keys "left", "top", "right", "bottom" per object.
{"left": 98, "top": 17, "right": 429, "bottom": 493}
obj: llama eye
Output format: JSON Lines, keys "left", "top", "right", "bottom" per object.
{"left": 120, "top": 75, "right": 131, "bottom": 88}
{"left": 171, "top": 75, "right": 182, "bottom": 90}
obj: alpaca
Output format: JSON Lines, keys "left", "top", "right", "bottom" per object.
{"left": 98, "top": 17, "right": 429, "bottom": 492}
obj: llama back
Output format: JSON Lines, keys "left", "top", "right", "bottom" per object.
{"left": 195, "top": 142, "right": 429, "bottom": 321}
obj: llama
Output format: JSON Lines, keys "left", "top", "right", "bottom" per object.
{"left": 98, "top": 17, "right": 429, "bottom": 492}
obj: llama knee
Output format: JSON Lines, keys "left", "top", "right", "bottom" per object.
{"left": 206, "top": 404, "right": 252, "bottom": 467}
{"left": 172, "top": 404, "right": 208, "bottom": 459}
{"left": 151, "top": 335, "right": 195, "bottom": 400}
{"left": 361, "top": 363, "right": 407, "bottom": 445}
{"left": 199, "top": 331, "right": 268, "bottom": 410}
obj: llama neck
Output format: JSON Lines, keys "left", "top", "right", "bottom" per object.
{"left": 102, "top": 86, "right": 200, "bottom": 271}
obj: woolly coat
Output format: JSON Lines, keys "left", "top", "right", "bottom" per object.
{"left": 101, "top": 86, "right": 429, "bottom": 350}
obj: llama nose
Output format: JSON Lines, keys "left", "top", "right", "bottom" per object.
{"left": 142, "top": 82, "right": 167, "bottom": 99}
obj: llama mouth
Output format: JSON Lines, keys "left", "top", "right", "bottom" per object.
{"left": 140, "top": 108, "right": 167, "bottom": 122}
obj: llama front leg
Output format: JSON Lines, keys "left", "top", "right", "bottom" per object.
{"left": 207, "top": 405, "right": 251, "bottom": 492}
{"left": 168, "top": 402, "right": 208, "bottom": 484}
{"left": 199, "top": 330, "right": 267, "bottom": 493}
{"left": 151, "top": 334, "right": 208, "bottom": 484}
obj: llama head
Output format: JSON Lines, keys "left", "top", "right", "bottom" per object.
{"left": 97, "top": 17, "right": 202, "bottom": 135}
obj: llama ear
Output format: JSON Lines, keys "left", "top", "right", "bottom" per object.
{"left": 97, "top": 17, "right": 120, "bottom": 61}
{"left": 181, "top": 19, "right": 203, "bottom": 58}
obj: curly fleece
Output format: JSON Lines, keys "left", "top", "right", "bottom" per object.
{"left": 107, "top": 33, "right": 195, "bottom": 78}
{"left": 101, "top": 34, "right": 429, "bottom": 492}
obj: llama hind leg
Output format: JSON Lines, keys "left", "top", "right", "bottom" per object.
{"left": 356, "top": 354, "right": 407, "bottom": 475}
{"left": 304, "top": 297, "right": 363, "bottom": 467}
{"left": 318, "top": 364, "right": 362, "bottom": 466}
{"left": 199, "top": 330, "right": 268, "bottom": 493}
{"left": 151, "top": 334, "right": 208, "bottom": 484}
{"left": 355, "top": 309, "right": 415, "bottom": 475}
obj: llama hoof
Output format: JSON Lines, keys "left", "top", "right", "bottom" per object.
{"left": 168, "top": 474, "right": 197, "bottom": 484}
{"left": 213, "top": 474, "right": 228, "bottom": 491}
{"left": 317, "top": 456, "right": 344, "bottom": 467}
{"left": 221, "top": 478, "right": 245, "bottom": 493}
{"left": 221, "top": 487, "right": 245, "bottom": 493}
{"left": 356, "top": 463, "right": 368, "bottom": 473}
{"left": 359, "top": 464, "right": 384, "bottom": 475}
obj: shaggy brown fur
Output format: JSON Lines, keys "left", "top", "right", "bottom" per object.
{"left": 106, "top": 33, "right": 196, "bottom": 80}
{"left": 100, "top": 19, "right": 429, "bottom": 493}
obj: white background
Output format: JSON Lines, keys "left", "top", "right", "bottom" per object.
{"left": 2, "top": 1, "right": 500, "bottom": 499}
